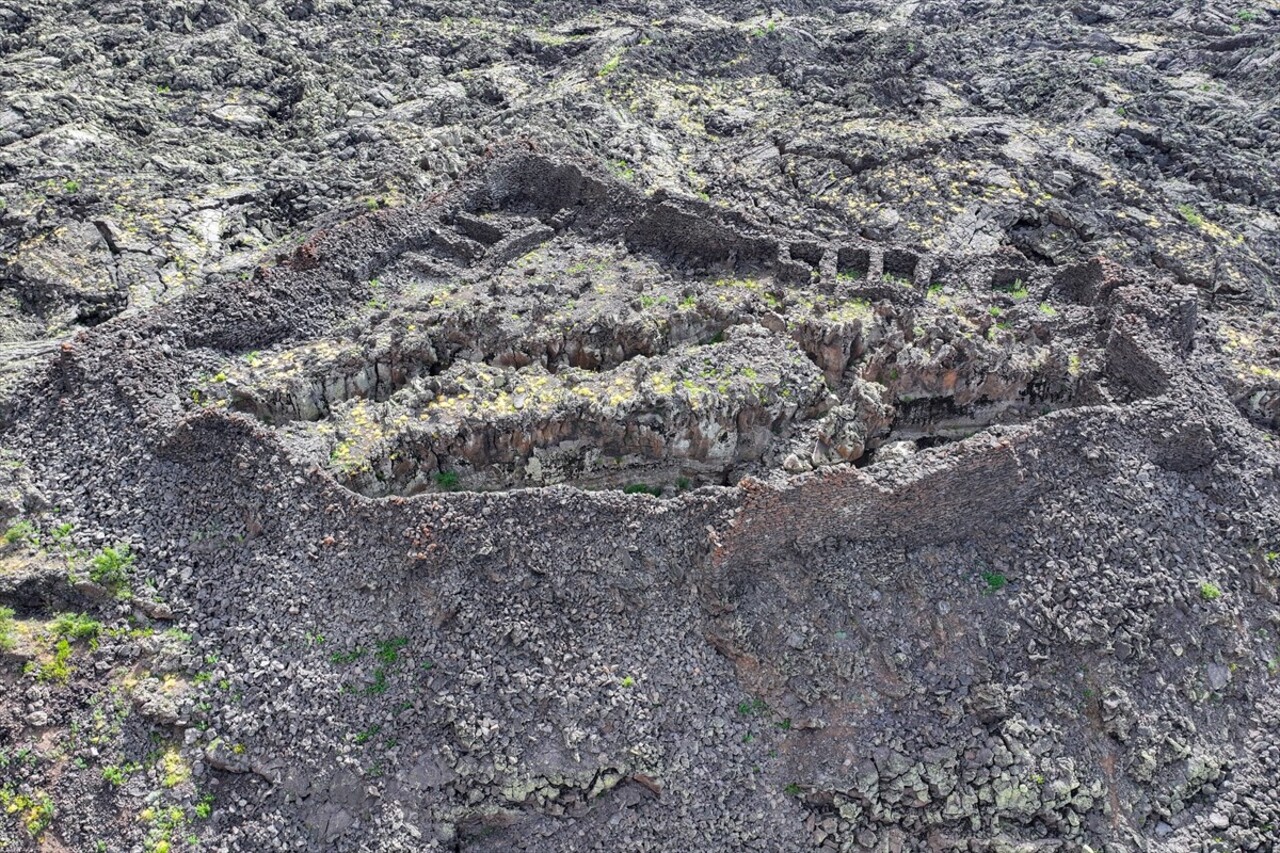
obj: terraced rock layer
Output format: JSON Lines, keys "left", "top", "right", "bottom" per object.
{"left": 196, "top": 154, "right": 1188, "bottom": 500}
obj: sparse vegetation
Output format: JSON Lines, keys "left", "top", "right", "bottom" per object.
{"left": 50, "top": 521, "right": 74, "bottom": 550}
{"left": 1177, "top": 204, "right": 1205, "bottom": 228}
{"left": 194, "top": 795, "right": 214, "bottom": 820}
{"left": 611, "top": 159, "right": 635, "bottom": 181}
{"left": 25, "top": 637, "right": 73, "bottom": 683}
{"left": 102, "top": 761, "right": 141, "bottom": 786}
{"left": 159, "top": 746, "right": 191, "bottom": 788}
{"left": 330, "top": 647, "right": 366, "bottom": 665}
{"left": 3, "top": 520, "right": 38, "bottom": 547}
{"left": 375, "top": 636, "right": 409, "bottom": 665}
{"left": 0, "top": 606, "right": 14, "bottom": 651}
{"left": 598, "top": 52, "right": 622, "bottom": 77}
{"left": 89, "top": 544, "right": 134, "bottom": 590}
{"left": 51, "top": 612, "right": 101, "bottom": 644}
{"left": 0, "top": 787, "right": 55, "bottom": 838}
{"left": 139, "top": 803, "right": 188, "bottom": 853}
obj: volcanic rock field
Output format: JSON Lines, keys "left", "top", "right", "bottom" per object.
{"left": 1, "top": 1, "right": 1280, "bottom": 851}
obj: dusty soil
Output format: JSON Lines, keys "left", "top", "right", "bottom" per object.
{"left": 1, "top": 1, "right": 1279, "bottom": 851}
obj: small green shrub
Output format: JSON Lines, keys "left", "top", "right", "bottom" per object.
{"left": 101, "top": 763, "right": 140, "bottom": 786}
{"left": 50, "top": 522, "right": 74, "bottom": 550}
{"left": 194, "top": 795, "right": 214, "bottom": 820}
{"left": 51, "top": 613, "right": 101, "bottom": 644}
{"left": 3, "top": 520, "right": 38, "bottom": 547}
{"left": 89, "top": 545, "right": 134, "bottom": 588}
{"left": 25, "top": 637, "right": 73, "bottom": 683}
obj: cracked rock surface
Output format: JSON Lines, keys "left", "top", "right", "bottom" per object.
{"left": 1, "top": 1, "right": 1279, "bottom": 852}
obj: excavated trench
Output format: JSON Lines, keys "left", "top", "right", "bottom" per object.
{"left": 197, "top": 157, "right": 1180, "bottom": 498}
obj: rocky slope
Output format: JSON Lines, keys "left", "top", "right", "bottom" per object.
{"left": 1, "top": 1, "right": 1279, "bottom": 852}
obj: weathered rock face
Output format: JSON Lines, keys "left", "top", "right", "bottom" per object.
{"left": 194, "top": 156, "right": 1187, "bottom": 499}
{"left": 0, "top": 3, "right": 1278, "bottom": 853}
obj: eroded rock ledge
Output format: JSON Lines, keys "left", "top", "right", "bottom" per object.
{"left": 192, "top": 151, "right": 1196, "bottom": 498}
